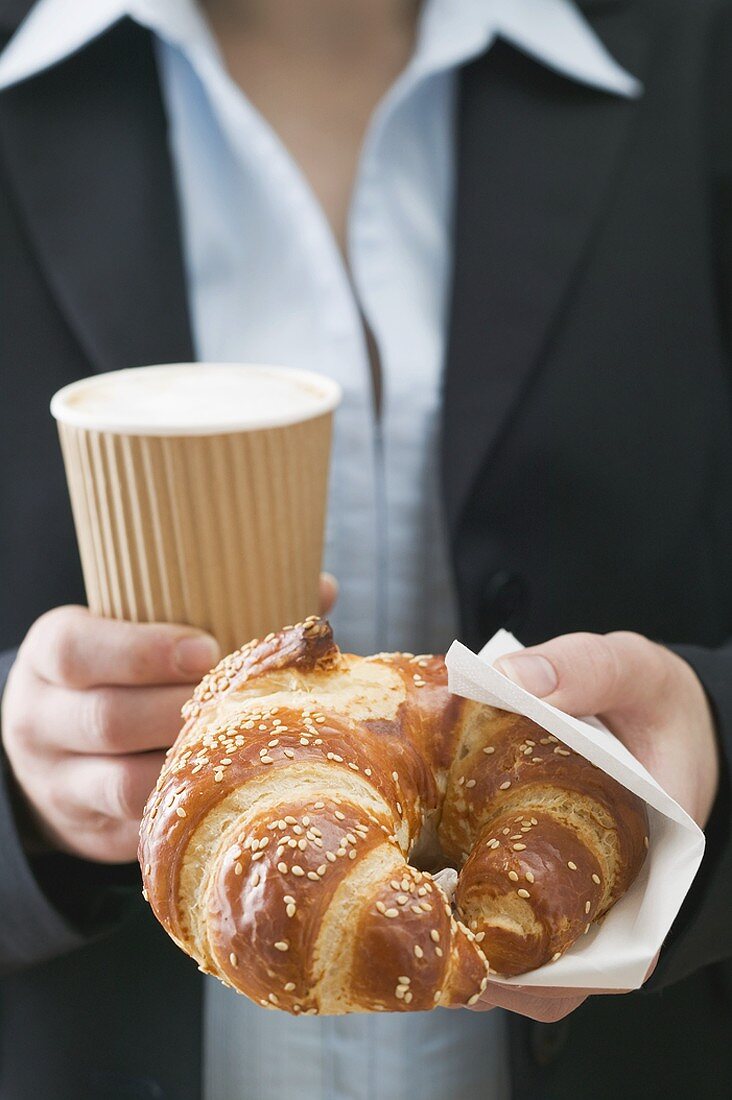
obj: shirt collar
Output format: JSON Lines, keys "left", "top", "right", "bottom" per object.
{"left": 0, "top": 0, "right": 641, "bottom": 98}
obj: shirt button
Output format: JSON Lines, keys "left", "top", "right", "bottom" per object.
{"left": 479, "top": 570, "right": 528, "bottom": 635}
{"left": 530, "top": 1020, "right": 571, "bottom": 1066}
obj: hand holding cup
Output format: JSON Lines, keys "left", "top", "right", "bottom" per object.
{"left": 1, "top": 578, "right": 337, "bottom": 863}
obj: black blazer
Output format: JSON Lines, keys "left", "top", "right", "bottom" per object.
{"left": 2, "top": 1, "right": 732, "bottom": 1097}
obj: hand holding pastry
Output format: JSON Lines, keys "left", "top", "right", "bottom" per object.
{"left": 465, "top": 630, "right": 718, "bottom": 1021}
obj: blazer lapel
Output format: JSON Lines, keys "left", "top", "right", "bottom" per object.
{"left": 441, "top": 10, "right": 646, "bottom": 534}
{"left": 0, "top": 17, "right": 193, "bottom": 375}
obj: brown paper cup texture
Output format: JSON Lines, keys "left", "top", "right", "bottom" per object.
{"left": 51, "top": 364, "right": 340, "bottom": 654}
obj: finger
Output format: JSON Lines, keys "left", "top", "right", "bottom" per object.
{"left": 24, "top": 606, "right": 221, "bottom": 689}
{"left": 319, "top": 572, "right": 339, "bottom": 614}
{"left": 32, "top": 682, "right": 191, "bottom": 755}
{"left": 493, "top": 631, "right": 670, "bottom": 720}
{"left": 471, "top": 984, "right": 588, "bottom": 1022}
{"left": 61, "top": 752, "right": 165, "bottom": 823}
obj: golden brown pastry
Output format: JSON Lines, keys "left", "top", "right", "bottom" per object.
{"left": 139, "top": 618, "right": 648, "bottom": 1013}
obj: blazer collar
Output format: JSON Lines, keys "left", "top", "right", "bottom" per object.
{"left": 441, "top": 1, "right": 647, "bottom": 535}
{"left": 0, "top": 17, "right": 193, "bottom": 374}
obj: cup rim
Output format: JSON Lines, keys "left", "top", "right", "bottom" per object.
{"left": 50, "top": 362, "right": 343, "bottom": 436}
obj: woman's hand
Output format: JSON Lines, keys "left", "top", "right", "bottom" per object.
{"left": 1, "top": 575, "right": 338, "bottom": 864}
{"left": 465, "top": 630, "right": 719, "bottom": 1022}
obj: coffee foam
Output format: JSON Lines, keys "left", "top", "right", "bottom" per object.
{"left": 51, "top": 363, "right": 341, "bottom": 435}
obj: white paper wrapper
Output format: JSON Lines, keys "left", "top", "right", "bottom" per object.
{"left": 445, "top": 629, "right": 706, "bottom": 990}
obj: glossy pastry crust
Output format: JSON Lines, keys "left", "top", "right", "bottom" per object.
{"left": 139, "top": 618, "right": 648, "bottom": 1012}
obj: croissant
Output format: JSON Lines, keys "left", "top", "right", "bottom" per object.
{"left": 140, "top": 618, "right": 648, "bottom": 1013}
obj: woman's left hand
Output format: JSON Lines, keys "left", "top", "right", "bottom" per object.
{"left": 464, "top": 630, "right": 719, "bottom": 1022}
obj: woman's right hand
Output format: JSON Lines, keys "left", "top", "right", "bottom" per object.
{"left": 1, "top": 606, "right": 221, "bottom": 863}
{"left": 0, "top": 576, "right": 338, "bottom": 864}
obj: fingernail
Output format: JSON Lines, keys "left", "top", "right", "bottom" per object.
{"left": 174, "top": 634, "right": 221, "bottom": 677}
{"left": 319, "top": 572, "right": 339, "bottom": 613}
{"left": 494, "top": 654, "right": 558, "bottom": 697}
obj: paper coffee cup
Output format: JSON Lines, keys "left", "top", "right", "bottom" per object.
{"left": 51, "top": 363, "right": 341, "bottom": 653}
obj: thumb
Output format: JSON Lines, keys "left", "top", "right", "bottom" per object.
{"left": 493, "top": 631, "right": 669, "bottom": 720}
{"left": 319, "top": 572, "right": 339, "bottom": 615}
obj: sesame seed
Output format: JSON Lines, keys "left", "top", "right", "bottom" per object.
{"left": 286, "top": 904, "right": 296, "bottom": 919}
{"left": 292, "top": 866, "right": 305, "bottom": 877}
{"left": 551, "top": 952, "right": 562, "bottom": 962}
{"left": 482, "top": 746, "right": 495, "bottom": 754}
{"left": 283, "top": 894, "right": 295, "bottom": 904}
{"left": 468, "top": 993, "right": 480, "bottom": 1006}
{"left": 234, "top": 862, "right": 243, "bottom": 876}
{"left": 430, "top": 930, "right": 440, "bottom": 943}
{"left": 284, "top": 982, "right": 296, "bottom": 992}
{"left": 285, "top": 817, "right": 297, "bottom": 825}
{"left": 334, "top": 810, "right": 345, "bottom": 821}
{"left": 274, "top": 942, "right": 289, "bottom": 952}
{"left": 592, "top": 873, "right": 601, "bottom": 884}
{"left": 585, "top": 900, "right": 591, "bottom": 914}
{"left": 252, "top": 872, "right": 260, "bottom": 887}
{"left": 392, "top": 771, "right": 399, "bottom": 782}
{"left": 466, "top": 779, "right": 477, "bottom": 789}
{"left": 385, "top": 908, "right": 399, "bottom": 918}
{"left": 525, "top": 871, "right": 535, "bottom": 884}
{"left": 567, "top": 861, "right": 577, "bottom": 871}
{"left": 435, "top": 947, "right": 443, "bottom": 957}
{"left": 499, "top": 781, "right": 511, "bottom": 790}
{"left": 348, "top": 850, "right": 357, "bottom": 859}
{"left": 230, "top": 953, "right": 238, "bottom": 966}
{"left": 644, "top": 835, "right": 649, "bottom": 849}
{"left": 513, "top": 843, "right": 526, "bottom": 851}
{"left": 554, "top": 747, "right": 571, "bottom": 756}
{"left": 376, "top": 901, "right": 386, "bottom": 914}
{"left": 414, "top": 945, "right": 423, "bottom": 958}
{"left": 326, "top": 852, "right": 337, "bottom": 862}
{"left": 508, "top": 871, "right": 519, "bottom": 882}
{"left": 517, "top": 888, "right": 531, "bottom": 899}
{"left": 277, "top": 862, "right": 288, "bottom": 874}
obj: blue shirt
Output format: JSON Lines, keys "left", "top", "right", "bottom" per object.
{"left": 0, "top": 2, "right": 639, "bottom": 1097}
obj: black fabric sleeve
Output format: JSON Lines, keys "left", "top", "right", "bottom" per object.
{"left": 0, "top": 648, "right": 140, "bottom": 976}
{"left": 642, "top": 645, "right": 732, "bottom": 991}
{"left": 645, "top": 0, "right": 732, "bottom": 993}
